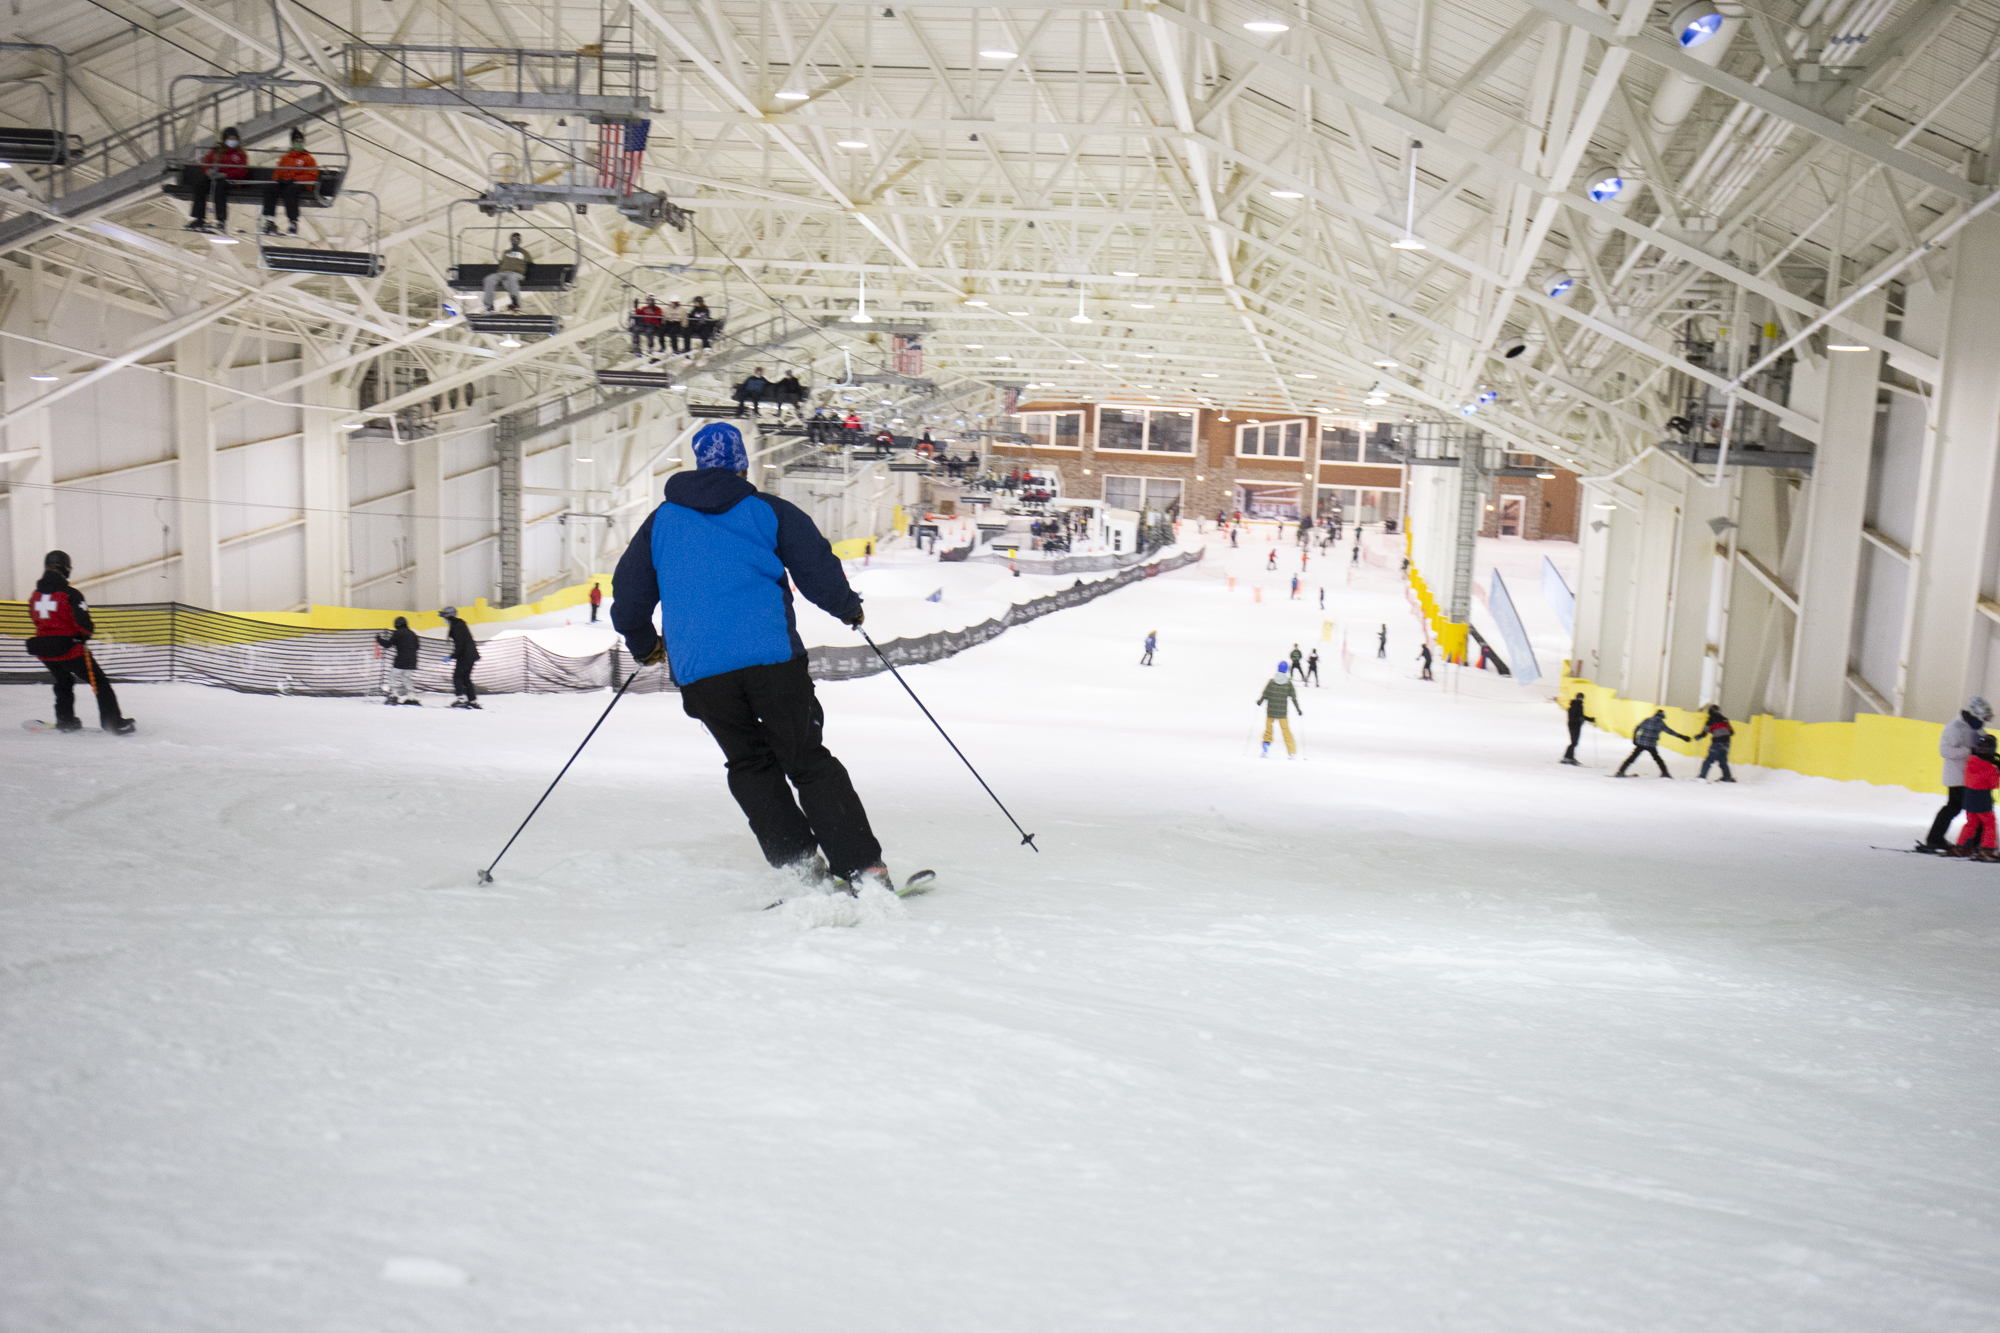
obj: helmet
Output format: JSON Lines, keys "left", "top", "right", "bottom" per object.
{"left": 1969, "top": 697, "right": 1994, "bottom": 722}
{"left": 393, "top": 615, "right": 408, "bottom": 629}
{"left": 43, "top": 549, "right": 71, "bottom": 576}
{"left": 440, "top": 606, "right": 459, "bottom": 619}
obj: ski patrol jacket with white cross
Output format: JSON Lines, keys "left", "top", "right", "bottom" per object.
{"left": 28, "top": 572, "right": 92, "bottom": 661}
{"left": 611, "top": 468, "right": 862, "bottom": 688}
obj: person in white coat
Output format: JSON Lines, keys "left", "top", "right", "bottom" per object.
{"left": 1923, "top": 696, "right": 1993, "bottom": 851}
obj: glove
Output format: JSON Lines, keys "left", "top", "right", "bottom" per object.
{"left": 642, "top": 644, "right": 666, "bottom": 665}
{"left": 843, "top": 606, "right": 865, "bottom": 628}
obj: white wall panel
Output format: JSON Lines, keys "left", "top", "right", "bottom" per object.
{"left": 1868, "top": 394, "right": 1925, "bottom": 551}
{"left": 214, "top": 436, "right": 303, "bottom": 543}
{"left": 219, "top": 525, "right": 305, "bottom": 612}
{"left": 1852, "top": 543, "right": 1908, "bottom": 704}
{"left": 56, "top": 460, "right": 178, "bottom": 585}
{"left": 48, "top": 366, "right": 171, "bottom": 481}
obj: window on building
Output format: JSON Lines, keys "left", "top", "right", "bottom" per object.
{"left": 1020, "top": 410, "right": 1084, "bottom": 449}
{"left": 1362, "top": 423, "right": 1404, "bottom": 464}
{"left": 1320, "top": 426, "right": 1361, "bottom": 463}
{"left": 1237, "top": 419, "right": 1307, "bottom": 458}
{"left": 1103, "top": 475, "right": 1186, "bottom": 513}
{"left": 1098, "top": 406, "right": 1197, "bottom": 453}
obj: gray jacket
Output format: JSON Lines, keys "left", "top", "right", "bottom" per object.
{"left": 1941, "top": 714, "right": 1984, "bottom": 786}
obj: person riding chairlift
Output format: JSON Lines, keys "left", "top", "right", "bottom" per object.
{"left": 687, "top": 296, "right": 716, "bottom": 349}
{"left": 632, "top": 295, "right": 664, "bottom": 358}
{"left": 187, "top": 126, "right": 248, "bottom": 233}
{"left": 262, "top": 127, "right": 318, "bottom": 237}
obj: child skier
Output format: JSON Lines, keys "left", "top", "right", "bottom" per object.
{"left": 1956, "top": 732, "right": 2000, "bottom": 859}
{"left": 1697, "top": 705, "right": 1735, "bottom": 782}
{"left": 374, "top": 616, "right": 421, "bottom": 705}
{"left": 1256, "top": 661, "right": 1303, "bottom": 758}
{"left": 1266, "top": 550, "right": 1278, "bottom": 571}
{"left": 1140, "top": 630, "right": 1157, "bottom": 666}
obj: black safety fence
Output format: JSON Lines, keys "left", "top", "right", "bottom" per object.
{"left": 1, "top": 548, "right": 1203, "bottom": 698}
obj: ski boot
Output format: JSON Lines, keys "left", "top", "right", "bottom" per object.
{"left": 55, "top": 716, "right": 83, "bottom": 733}
{"left": 384, "top": 695, "right": 400, "bottom": 706}
{"left": 1977, "top": 848, "right": 2000, "bottom": 864}
{"left": 1560, "top": 756, "right": 1580, "bottom": 766}
{"left": 1719, "top": 775, "right": 1737, "bottom": 783}
{"left": 105, "top": 718, "right": 136, "bottom": 736}
{"left": 1952, "top": 843, "right": 1979, "bottom": 858}
{"left": 287, "top": 220, "right": 298, "bottom": 236}
{"left": 261, "top": 219, "right": 279, "bottom": 236}
{"left": 1261, "top": 741, "right": 1270, "bottom": 758}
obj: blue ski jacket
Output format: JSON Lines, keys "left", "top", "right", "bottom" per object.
{"left": 611, "top": 468, "right": 862, "bottom": 687}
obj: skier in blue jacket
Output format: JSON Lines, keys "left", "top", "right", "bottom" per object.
{"left": 612, "top": 422, "right": 893, "bottom": 893}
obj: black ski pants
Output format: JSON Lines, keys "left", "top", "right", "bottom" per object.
{"left": 1563, "top": 719, "right": 1584, "bottom": 762}
{"left": 1617, "top": 743, "right": 1670, "bottom": 777}
{"left": 1928, "top": 787, "right": 1969, "bottom": 848}
{"left": 49, "top": 653, "right": 124, "bottom": 726}
{"left": 680, "top": 654, "right": 881, "bottom": 878}
{"left": 452, "top": 659, "right": 478, "bottom": 702}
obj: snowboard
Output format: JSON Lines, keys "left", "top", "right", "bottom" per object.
{"left": 24, "top": 718, "right": 136, "bottom": 734}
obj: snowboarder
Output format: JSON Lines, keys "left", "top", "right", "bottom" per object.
{"left": 1303, "top": 648, "right": 1320, "bottom": 687}
{"left": 25, "top": 550, "right": 134, "bottom": 734}
{"left": 1417, "top": 642, "right": 1433, "bottom": 681}
{"left": 1377, "top": 623, "right": 1388, "bottom": 658}
{"left": 1140, "top": 630, "right": 1156, "bottom": 666}
{"left": 1351, "top": 542, "right": 1361, "bottom": 565}
{"left": 1697, "top": 705, "right": 1736, "bottom": 782}
{"left": 1923, "top": 697, "right": 1992, "bottom": 851}
{"left": 1614, "top": 709, "right": 1691, "bottom": 778}
{"left": 611, "top": 420, "right": 900, "bottom": 894}
{"left": 441, "top": 607, "right": 481, "bottom": 708}
{"left": 1318, "top": 587, "right": 1325, "bottom": 609}
{"left": 1956, "top": 733, "right": 2000, "bottom": 859}
{"left": 588, "top": 581, "right": 603, "bottom": 623}
{"left": 374, "top": 616, "right": 421, "bottom": 705}
{"left": 1290, "top": 574, "right": 1300, "bottom": 600}
{"left": 1560, "top": 691, "right": 1595, "bottom": 765}
{"left": 1266, "top": 549, "right": 1277, "bottom": 571}
{"left": 1289, "top": 644, "right": 1303, "bottom": 675}
{"left": 1256, "top": 661, "right": 1303, "bottom": 758}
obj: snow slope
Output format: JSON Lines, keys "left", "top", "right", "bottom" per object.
{"left": 3, "top": 526, "right": 1997, "bottom": 1332}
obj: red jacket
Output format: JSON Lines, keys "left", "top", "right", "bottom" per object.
{"left": 635, "top": 302, "right": 663, "bottom": 327}
{"left": 202, "top": 146, "right": 249, "bottom": 180}
{"left": 1967, "top": 753, "right": 1999, "bottom": 792}
{"left": 28, "top": 574, "right": 92, "bottom": 661}
{"left": 588, "top": 585, "right": 602, "bottom": 606}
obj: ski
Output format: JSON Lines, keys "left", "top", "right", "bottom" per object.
{"left": 1874, "top": 845, "right": 1979, "bottom": 857}
{"left": 763, "top": 869, "right": 936, "bottom": 910}
{"left": 21, "top": 719, "right": 57, "bottom": 732}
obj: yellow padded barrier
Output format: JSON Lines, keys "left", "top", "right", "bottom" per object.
{"left": 1560, "top": 673, "right": 1946, "bottom": 796}
{"left": 1403, "top": 522, "right": 1469, "bottom": 663}
{"left": 1, "top": 575, "right": 615, "bottom": 639}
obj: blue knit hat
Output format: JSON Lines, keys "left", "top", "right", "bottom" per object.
{"left": 691, "top": 421, "right": 748, "bottom": 472}
{"left": 1277, "top": 661, "right": 1289, "bottom": 673}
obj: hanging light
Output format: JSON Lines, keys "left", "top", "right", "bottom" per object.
{"left": 1112, "top": 270, "right": 1139, "bottom": 277}
{"left": 851, "top": 269, "right": 874, "bottom": 322}
{"left": 1391, "top": 139, "right": 1426, "bottom": 250}
{"left": 1244, "top": 19, "right": 1290, "bottom": 34}
{"left": 1372, "top": 357, "right": 1397, "bottom": 368}
{"left": 29, "top": 372, "right": 57, "bottom": 382}
{"left": 1582, "top": 160, "right": 1627, "bottom": 204}
{"left": 498, "top": 336, "right": 523, "bottom": 348}
{"left": 979, "top": 48, "right": 1018, "bottom": 59}
{"left": 1669, "top": 2, "right": 1726, "bottom": 47}
{"left": 1070, "top": 289, "right": 1091, "bottom": 323}
{"left": 1269, "top": 189, "right": 1304, "bottom": 199}
{"left": 776, "top": 87, "right": 810, "bottom": 101}
{"left": 963, "top": 298, "right": 989, "bottom": 306}
{"left": 837, "top": 139, "right": 869, "bottom": 149}
{"left": 1546, "top": 272, "right": 1576, "bottom": 299}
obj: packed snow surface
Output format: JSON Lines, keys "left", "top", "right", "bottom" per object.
{"left": 4, "top": 528, "right": 1998, "bottom": 1331}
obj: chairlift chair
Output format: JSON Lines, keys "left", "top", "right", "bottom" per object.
{"left": 161, "top": 75, "right": 351, "bottom": 211}
{"left": 447, "top": 198, "right": 579, "bottom": 337}
{"left": 0, "top": 44, "right": 80, "bottom": 167}
{"left": 258, "top": 188, "right": 383, "bottom": 277}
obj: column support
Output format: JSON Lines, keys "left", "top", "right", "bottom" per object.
{"left": 173, "top": 333, "right": 219, "bottom": 609}
{"left": 1903, "top": 214, "right": 2000, "bottom": 720}
{"left": 1788, "top": 295, "right": 1885, "bottom": 722}
{"left": 410, "top": 432, "right": 445, "bottom": 610}
{"left": 496, "top": 412, "right": 523, "bottom": 607}
{"left": 2, "top": 320, "right": 55, "bottom": 596}
{"left": 300, "top": 365, "right": 348, "bottom": 607}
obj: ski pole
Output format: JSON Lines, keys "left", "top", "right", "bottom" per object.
{"left": 476, "top": 666, "right": 643, "bottom": 884}
{"left": 859, "top": 628, "right": 1038, "bottom": 852}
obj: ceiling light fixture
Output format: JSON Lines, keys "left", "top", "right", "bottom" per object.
{"left": 1131, "top": 302, "right": 1154, "bottom": 309}
{"left": 1826, "top": 341, "right": 1870, "bottom": 351}
{"left": 1008, "top": 309, "right": 1030, "bottom": 316}
{"left": 1070, "top": 290, "right": 1092, "bottom": 324}
{"left": 979, "top": 47, "right": 1018, "bottom": 59}
{"left": 28, "top": 372, "right": 57, "bottom": 382}
{"left": 1295, "top": 372, "right": 1317, "bottom": 379}
{"left": 575, "top": 457, "right": 594, "bottom": 463}
{"left": 1244, "top": 19, "right": 1290, "bottom": 34}
{"left": 776, "top": 88, "right": 810, "bottom": 101}
{"left": 1391, "top": 139, "right": 1426, "bottom": 250}
{"left": 837, "top": 139, "right": 869, "bottom": 149}
{"left": 1669, "top": 2, "right": 1726, "bottom": 48}
{"left": 1269, "top": 189, "right": 1304, "bottom": 199}
{"left": 963, "top": 298, "right": 989, "bottom": 306}
{"left": 338, "top": 421, "right": 363, "bottom": 431}
{"left": 1112, "top": 270, "right": 1139, "bottom": 277}
{"left": 208, "top": 234, "right": 239, "bottom": 245}
{"left": 498, "top": 336, "right": 523, "bottom": 348}
{"left": 1372, "top": 358, "right": 1398, "bottom": 367}
{"left": 851, "top": 269, "right": 874, "bottom": 322}
{"left": 1201, "top": 372, "right": 1219, "bottom": 378}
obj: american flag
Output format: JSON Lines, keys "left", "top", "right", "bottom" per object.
{"left": 598, "top": 119, "right": 650, "bottom": 196}
{"left": 892, "top": 334, "right": 924, "bottom": 376}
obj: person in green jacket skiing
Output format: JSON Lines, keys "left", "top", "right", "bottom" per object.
{"left": 1257, "top": 660, "right": 1303, "bottom": 758}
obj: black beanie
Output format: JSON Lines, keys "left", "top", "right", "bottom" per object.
{"left": 43, "top": 549, "right": 71, "bottom": 576}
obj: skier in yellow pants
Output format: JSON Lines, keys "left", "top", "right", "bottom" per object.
{"left": 1257, "top": 660, "right": 1303, "bottom": 758}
